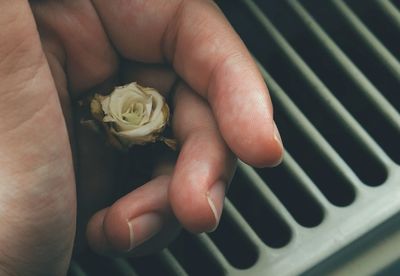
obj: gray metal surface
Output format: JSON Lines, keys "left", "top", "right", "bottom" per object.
{"left": 71, "top": 0, "right": 400, "bottom": 275}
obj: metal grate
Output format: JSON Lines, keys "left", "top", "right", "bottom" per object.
{"left": 70, "top": 0, "right": 400, "bottom": 275}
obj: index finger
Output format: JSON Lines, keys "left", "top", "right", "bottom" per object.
{"left": 92, "top": 0, "right": 283, "bottom": 167}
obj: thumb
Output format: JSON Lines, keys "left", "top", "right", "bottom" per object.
{"left": 0, "top": 1, "right": 75, "bottom": 275}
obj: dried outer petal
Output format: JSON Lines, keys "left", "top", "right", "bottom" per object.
{"left": 162, "top": 137, "right": 178, "bottom": 151}
{"left": 90, "top": 94, "right": 106, "bottom": 122}
{"left": 89, "top": 82, "right": 172, "bottom": 150}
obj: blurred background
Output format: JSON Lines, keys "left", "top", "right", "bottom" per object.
{"left": 70, "top": 0, "right": 400, "bottom": 275}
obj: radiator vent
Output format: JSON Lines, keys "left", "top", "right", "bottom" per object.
{"left": 70, "top": 0, "right": 400, "bottom": 275}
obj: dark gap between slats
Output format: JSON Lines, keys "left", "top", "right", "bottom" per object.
{"left": 208, "top": 207, "right": 259, "bottom": 269}
{"left": 67, "top": 264, "right": 81, "bottom": 276}
{"left": 227, "top": 169, "right": 292, "bottom": 248}
{"left": 129, "top": 254, "right": 178, "bottom": 276}
{"left": 76, "top": 251, "right": 131, "bottom": 276}
{"left": 300, "top": 0, "right": 400, "bottom": 114}
{"left": 252, "top": 0, "right": 391, "bottom": 181}
{"left": 168, "top": 232, "right": 225, "bottom": 276}
{"left": 344, "top": 0, "right": 400, "bottom": 60}
{"left": 216, "top": 0, "right": 278, "bottom": 63}
{"left": 394, "top": 0, "right": 400, "bottom": 9}
{"left": 219, "top": 0, "right": 389, "bottom": 185}
{"left": 395, "top": 0, "right": 400, "bottom": 9}
{"left": 274, "top": 103, "right": 356, "bottom": 206}
{"left": 255, "top": 163, "right": 324, "bottom": 227}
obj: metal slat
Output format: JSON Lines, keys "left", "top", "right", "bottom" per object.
{"left": 279, "top": 151, "right": 331, "bottom": 211}
{"left": 111, "top": 259, "right": 139, "bottom": 276}
{"left": 222, "top": 199, "right": 305, "bottom": 274}
{"left": 242, "top": 0, "right": 393, "bottom": 168}
{"left": 195, "top": 234, "right": 233, "bottom": 274}
{"left": 254, "top": 152, "right": 326, "bottom": 227}
{"left": 223, "top": 199, "right": 266, "bottom": 251}
{"left": 287, "top": 0, "right": 400, "bottom": 132}
{"left": 68, "top": 261, "right": 88, "bottom": 276}
{"left": 331, "top": 0, "right": 400, "bottom": 82}
{"left": 157, "top": 250, "right": 188, "bottom": 276}
{"left": 237, "top": 161, "right": 299, "bottom": 230}
{"left": 206, "top": 199, "right": 261, "bottom": 270}
{"left": 167, "top": 233, "right": 229, "bottom": 276}
{"left": 257, "top": 62, "right": 364, "bottom": 192}
{"left": 392, "top": 0, "right": 400, "bottom": 8}
{"left": 376, "top": 0, "right": 400, "bottom": 31}
{"left": 225, "top": 162, "right": 294, "bottom": 250}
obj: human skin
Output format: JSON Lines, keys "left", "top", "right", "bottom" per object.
{"left": 0, "top": 0, "right": 283, "bottom": 275}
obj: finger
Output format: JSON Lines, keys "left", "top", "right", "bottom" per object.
{"left": 31, "top": 0, "right": 119, "bottom": 96}
{"left": 92, "top": 0, "right": 283, "bottom": 167}
{"left": 169, "top": 82, "right": 237, "bottom": 233}
{"left": 120, "top": 60, "right": 177, "bottom": 97}
{"left": 86, "top": 174, "right": 181, "bottom": 257}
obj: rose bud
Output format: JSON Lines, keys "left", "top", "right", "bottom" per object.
{"left": 90, "top": 82, "right": 174, "bottom": 149}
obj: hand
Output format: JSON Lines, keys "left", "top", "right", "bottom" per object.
{"left": 0, "top": 0, "right": 283, "bottom": 273}
{"left": 32, "top": 0, "right": 283, "bottom": 257}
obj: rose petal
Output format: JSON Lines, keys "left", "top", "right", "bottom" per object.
{"left": 93, "top": 82, "right": 170, "bottom": 147}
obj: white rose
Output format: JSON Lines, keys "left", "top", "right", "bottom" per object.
{"left": 90, "top": 82, "right": 170, "bottom": 148}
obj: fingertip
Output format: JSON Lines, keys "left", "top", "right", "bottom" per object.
{"left": 264, "top": 121, "right": 284, "bottom": 167}
{"left": 87, "top": 176, "right": 177, "bottom": 256}
{"left": 102, "top": 205, "right": 131, "bottom": 252}
{"left": 169, "top": 183, "right": 219, "bottom": 233}
{"left": 246, "top": 143, "right": 284, "bottom": 169}
{"left": 169, "top": 140, "right": 228, "bottom": 233}
{"left": 233, "top": 120, "right": 284, "bottom": 168}
{"left": 86, "top": 208, "right": 110, "bottom": 254}
{"left": 206, "top": 180, "right": 226, "bottom": 232}
{"left": 270, "top": 121, "right": 285, "bottom": 167}
{"left": 210, "top": 65, "right": 283, "bottom": 167}
{"left": 248, "top": 150, "right": 284, "bottom": 168}
{"left": 86, "top": 206, "right": 133, "bottom": 254}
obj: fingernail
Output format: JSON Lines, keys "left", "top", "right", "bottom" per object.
{"left": 127, "top": 212, "right": 163, "bottom": 251}
{"left": 273, "top": 121, "right": 283, "bottom": 148}
{"left": 273, "top": 121, "right": 284, "bottom": 165}
{"left": 207, "top": 181, "right": 226, "bottom": 232}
